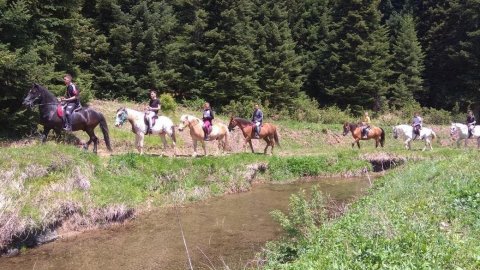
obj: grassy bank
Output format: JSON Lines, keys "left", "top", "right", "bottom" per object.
{"left": 0, "top": 143, "right": 370, "bottom": 252}
{"left": 261, "top": 150, "right": 480, "bottom": 269}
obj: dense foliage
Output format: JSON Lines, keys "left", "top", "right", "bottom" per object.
{"left": 1, "top": 0, "right": 479, "bottom": 135}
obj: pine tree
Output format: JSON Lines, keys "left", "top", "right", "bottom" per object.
{"left": 253, "top": 0, "right": 303, "bottom": 108}
{"left": 325, "top": 0, "right": 392, "bottom": 112}
{"left": 388, "top": 13, "right": 425, "bottom": 109}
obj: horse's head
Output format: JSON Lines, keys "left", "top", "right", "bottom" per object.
{"left": 450, "top": 123, "right": 459, "bottom": 137}
{"left": 228, "top": 117, "right": 238, "bottom": 132}
{"left": 22, "top": 83, "right": 43, "bottom": 108}
{"left": 115, "top": 108, "right": 128, "bottom": 127}
{"left": 393, "top": 126, "right": 398, "bottom": 139}
{"left": 178, "top": 115, "right": 190, "bottom": 131}
{"left": 342, "top": 122, "right": 351, "bottom": 136}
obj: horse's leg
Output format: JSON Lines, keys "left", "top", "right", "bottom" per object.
{"left": 160, "top": 134, "right": 168, "bottom": 156}
{"left": 217, "top": 137, "right": 223, "bottom": 156}
{"left": 465, "top": 137, "right": 468, "bottom": 147}
{"left": 248, "top": 139, "right": 254, "bottom": 153}
{"left": 422, "top": 139, "right": 427, "bottom": 151}
{"left": 353, "top": 139, "right": 360, "bottom": 149}
{"left": 192, "top": 139, "right": 198, "bottom": 157}
{"left": 136, "top": 133, "right": 144, "bottom": 154}
{"left": 169, "top": 127, "right": 177, "bottom": 157}
{"left": 477, "top": 137, "right": 480, "bottom": 149}
{"left": 375, "top": 138, "right": 379, "bottom": 148}
{"left": 404, "top": 138, "right": 411, "bottom": 150}
{"left": 263, "top": 137, "right": 271, "bottom": 155}
{"left": 201, "top": 140, "right": 207, "bottom": 156}
{"left": 53, "top": 128, "right": 62, "bottom": 142}
{"left": 85, "top": 129, "right": 99, "bottom": 153}
{"left": 42, "top": 127, "right": 51, "bottom": 143}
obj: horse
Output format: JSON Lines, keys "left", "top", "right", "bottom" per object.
{"left": 178, "top": 114, "right": 229, "bottom": 157}
{"left": 22, "top": 83, "right": 112, "bottom": 153}
{"left": 114, "top": 107, "right": 176, "bottom": 156}
{"left": 392, "top": 124, "right": 436, "bottom": 151}
{"left": 227, "top": 117, "right": 279, "bottom": 155}
{"left": 342, "top": 122, "right": 385, "bottom": 149}
{"left": 450, "top": 123, "right": 480, "bottom": 148}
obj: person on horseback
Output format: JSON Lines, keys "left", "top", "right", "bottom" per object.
{"left": 412, "top": 112, "right": 423, "bottom": 137}
{"left": 466, "top": 110, "right": 476, "bottom": 138}
{"left": 202, "top": 102, "right": 214, "bottom": 141}
{"left": 145, "top": 89, "right": 161, "bottom": 135}
{"left": 251, "top": 104, "right": 263, "bottom": 139}
{"left": 60, "top": 74, "right": 80, "bottom": 131}
{"left": 361, "top": 111, "right": 371, "bottom": 138}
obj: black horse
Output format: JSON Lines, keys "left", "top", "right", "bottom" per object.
{"left": 22, "top": 83, "right": 112, "bottom": 153}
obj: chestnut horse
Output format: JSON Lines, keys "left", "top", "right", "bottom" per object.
{"left": 178, "top": 114, "right": 229, "bottom": 157}
{"left": 343, "top": 122, "right": 385, "bottom": 149}
{"left": 228, "top": 117, "right": 279, "bottom": 155}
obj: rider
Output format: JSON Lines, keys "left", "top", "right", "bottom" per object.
{"left": 251, "top": 104, "right": 263, "bottom": 139}
{"left": 202, "top": 102, "right": 214, "bottom": 141}
{"left": 361, "top": 111, "right": 371, "bottom": 139}
{"left": 467, "top": 110, "right": 476, "bottom": 138}
{"left": 61, "top": 74, "right": 80, "bottom": 131}
{"left": 412, "top": 112, "right": 423, "bottom": 137}
{"left": 145, "top": 89, "right": 161, "bottom": 135}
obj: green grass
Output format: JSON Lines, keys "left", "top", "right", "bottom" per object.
{"left": 261, "top": 151, "right": 480, "bottom": 269}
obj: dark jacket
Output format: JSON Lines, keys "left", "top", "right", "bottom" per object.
{"left": 252, "top": 109, "right": 263, "bottom": 123}
{"left": 66, "top": 83, "right": 80, "bottom": 106}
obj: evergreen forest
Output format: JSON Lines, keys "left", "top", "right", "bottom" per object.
{"left": 1, "top": 0, "right": 479, "bottom": 134}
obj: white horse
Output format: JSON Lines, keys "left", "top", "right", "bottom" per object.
{"left": 392, "top": 124, "right": 436, "bottom": 151}
{"left": 115, "top": 107, "right": 176, "bottom": 156}
{"left": 450, "top": 123, "right": 480, "bottom": 148}
{"left": 178, "top": 114, "right": 229, "bottom": 157}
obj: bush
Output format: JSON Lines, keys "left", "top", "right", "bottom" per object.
{"left": 182, "top": 97, "right": 206, "bottom": 111}
{"left": 221, "top": 99, "right": 271, "bottom": 119}
{"left": 423, "top": 107, "right": 452, "bottom": 125}
{"left": 319, "top": 106, "right": 354, "bottom": 124}
{"left": 159, "top": 93, "right": 177, "bottom": 112}
{"left": 290, "top": 92, "right": 322, "bottom": 122}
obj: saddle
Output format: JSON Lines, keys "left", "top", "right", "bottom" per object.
{"left": 144, "top": 115, "right": 158, "bottom": 127}
{"left": 56, "top": 104, "right": 82, "bottom": 117}
{"left": 361, "top": 126, "right": 370, "bottom": 138}
{"left": 413, "top": 125, "right": 421, "bottom": 136}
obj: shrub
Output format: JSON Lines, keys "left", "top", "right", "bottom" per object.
{"left": 182, "top": 97, "right": 206, "bottom": 111}
{"left": 319, "top": 106, "right": 353, "bottom": 124}
{"left": 290, "top": 92, "right": 322, "bottom": 122}
{"left": 423, "top": 107, "right": 452, "bottom": 125}
{"left": 221, "top": 99, "right": 271, "bottom": 119}
{"left": 159, "top": 93, "right": 177, "bottom": 112}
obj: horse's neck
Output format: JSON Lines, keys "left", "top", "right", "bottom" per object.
{"left": 126, "top": 109, "right": 145, "bottom": 125}
{"left": 41, "top": 88, "right": 58, "bottom": 104}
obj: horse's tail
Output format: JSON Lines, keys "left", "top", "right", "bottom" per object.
{"left": 99, "top": 113, "right": 113, "bottom": 152}
{"left": 223, "top": 126, "right": 229, "bottom": 151}
{"left": 380, "top": 127, "right": 385, "bottom": 146}
{"left": 171, "top": 125, "right": 177, "bottom": 143}
{"left": 431, "top": 130, "right": 436, "bottom": 140}
{"left": 274, "top": 127, "right": 280, "bottom": 148}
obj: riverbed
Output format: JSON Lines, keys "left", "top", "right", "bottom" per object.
{"left": 0, "top": 177, "right": 370, "bottom": 270}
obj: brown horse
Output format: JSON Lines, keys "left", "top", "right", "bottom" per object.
{"left": 228, "top": 117, "right": 280, "bottom": 155}
{"left": 342, "top": 122, "right": 385, "bottom": 148}
{"left": 178, "top": 114, "right": 229, "bottom": 157}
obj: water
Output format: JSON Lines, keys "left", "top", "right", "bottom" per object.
{"left": 0, "top": 178, "right": 370, "bottom": 270}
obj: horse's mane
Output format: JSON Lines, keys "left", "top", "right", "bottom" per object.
{"left": 346, "top": 122, "right": 358, "bottom": 129}
{"left": 181, "top": 114, "right": 200, "bottom": 122}
{"left": 34, "top": 83, "right": 57, "bottom": 102}
{"left": 234, "top": 117, "right": 252, "bottom": 125}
